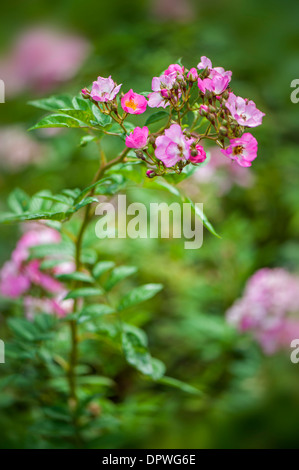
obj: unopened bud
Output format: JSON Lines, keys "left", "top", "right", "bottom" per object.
{"left": 207, "top": 113, "right": 215, "bottom": 122}
{"left": 146, "top": 169, "right": 156, "bottom": 178}
{"left": 222, "top": 90, "right": 229, "bottom": 100}
{"left": 219, "top": 126, "right": 227, "bottom": 136}
{"left": 81, "top": 88, "right": 90, "bottom": 99}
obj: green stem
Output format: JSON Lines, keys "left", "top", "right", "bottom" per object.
{"left": 67, "top": 146, "right": 130, "bottom": 415}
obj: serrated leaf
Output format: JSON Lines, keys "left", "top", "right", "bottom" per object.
{"left": 7, "top": 188, "right": 31, "bottom": 214}
{"left": 104, "top": 265, "right": 138, "bottom": 291}
{"left": 29, "top": 114, "right": 88, "bottom": 131}
{"left": 28, "top": 94, "right": 73, "bottom": 112}
{"left": 91, "top": 105, "right": 112, "bottom": 127}
{"left": 145, "top": 111, "right": 169, "bottom": 126}
{"left": 92, "top": 261, "right": 115, "bottom": 279}
{"left": 59, "top": 108, "right": 93, "bottom": 124}
{"left": 118, "top": 283, "right": 163, "bottom": 311}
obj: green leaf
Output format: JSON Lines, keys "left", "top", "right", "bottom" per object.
{"left": 58, "top": 108, "right": 93, "bottom": 124}
{"left": 92, "top": 261, "right": 115, "bottom": 279}
{"left": 158, "top": 376, "right": 202, "bottom": 395}
{"left": 118, "top": 283, "right": 163, "bottom": 311}
{"left": 30, "top": 242, "right": 73, "bottom": 259}
{"left": 145, "top": 111, "right": 169, "bottom": 126}
{"left": 143, "top": 178, "right": 181, "bottom": 197}
{"left": 55, "top": 272, "right": 94, "bottom": 283}
{"left": 91, "top": 105, "right": 112, "bottom": 127}
{"left": 0, "top": 210, "right": 67, "bottom": 224}
{"left": 78, "top": 304, "right": 115, "bottom": 323}
{"left": 79, "top": 135, "right": 97, "bottom": 147}
{"left": 150, "top": 358, "right": 166, "bottom": 380}
{"left": 104, "top": 265, "right": 138, "bottom": 291}
{"left": 28, "top": 94, "right": 73, "bottom": 112}
{"left": 64, "top": 287, "right": 104, "bottom": 300}
{"left": 29, "top": 114, "right": 88, "bottom": 131}
{"left": 7, "top": 188, "right": 31, "bottom": 214}
{"left": 184, "top": 195, "right": 221, "bottom": 238}
{"left": 122, "top": 328, "right": 153, "bottom": 376}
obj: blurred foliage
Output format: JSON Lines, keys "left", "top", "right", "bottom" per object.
{"left": 0, "top": 0, "right": 299, "bottom": 449}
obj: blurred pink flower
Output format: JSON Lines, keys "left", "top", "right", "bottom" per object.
{"left": 0, "top": 225, "right": 75, "bottom": 318}
{"left": 121, "top": 89, "right": 147, "bottom": 114}
{"left": 0, "top": 27, "right": 90, "bottom": 95}
{"left": 226, "top": 268, "right": 299, "bottom": 354}
{"left": 151, "top": 0, "right": 194, "bottom": 22}
{"left": 193, "top": 146, "right": 255, "bottom": 194}
{"left": 0, "top": 126, "right": 47, "bottom": 172}
{"left": 24, "top": 293, "right": 73, "bottom": 320}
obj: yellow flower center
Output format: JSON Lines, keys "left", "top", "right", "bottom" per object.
{"left": 125, "top": 99, "right": 137, "bottom": 110}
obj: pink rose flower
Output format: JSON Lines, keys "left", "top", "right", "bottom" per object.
{"left": 221, "top": 133, "right": 258, "bottom": 167}
{"left": 148, "top": 72, "right": 179, "bottom": 108}
{"left": 164, "top": 64, "right": 184, "bottom": 77}
{"left": 225, "top": 92, "right": 265, "bottom": 128}
{"left": 198, "top": 72, "right": 230, "bottom": 95}
{"left": 155, "top": 124, "right": 190, "bottom": 167}
{"left": 90, "top": 75, "right": 122, "bottom": 102}
{"left": 121, "top": 89, "right": 147, "bottom": 114}
{"left": 125, "top": 126, "right": 149, "bottom": 149}
{"left": 189, "top": 144, "right": 207, "bottom": 164}
{"left": 197, "top": 56, "right": 232, "bottom": 80}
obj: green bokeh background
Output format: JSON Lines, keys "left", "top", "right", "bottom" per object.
{"left": 0, "top": 0, "right": 299, "bottom": 449}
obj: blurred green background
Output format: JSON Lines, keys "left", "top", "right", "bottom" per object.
{"left": 0, "top": 0, "right": 299, "bottom": 449}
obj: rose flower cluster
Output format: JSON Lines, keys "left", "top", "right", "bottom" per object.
{"left": 81, "top": 56, "right": 265, "bottom": 177}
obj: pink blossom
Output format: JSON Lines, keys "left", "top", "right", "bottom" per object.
{"left": 148, "top": 72, "right": 178, "bottom": 108}
{"left": 121, "top": 89, "right": 147, "bottom": 114}
{"left": 198, "top": 72, "right": 229, "bottom": 95}
{"left": 155, "top": 124, "right": 190, "bottom": 167}
{"left": 125, "top": 127, "right": 149, "bottom": 149}
{"left": 197, "top": 56, "right": 212, "bottom": 70}
{"left": 197, "top": 56, "right": 232, "bottom": 81}
{"left": 225, "top": 92, "right": 265, "bottom": 127}
{"left": 221, "top": 133, "right": 258, "bottom": 167}
{"left": 90, "top": 76, "right": 122, "bottom": 102}
{"left": 0, "top": 27, "right": 90, "bottom": 96}
{"left": 189, "top": 144, "right": 207, "bottom": 164}
{"left": 226, "top": 268, "right": 299, "bottom": 354}
{"left": 164, "top": 64, "right": 184, "bottom": 77}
